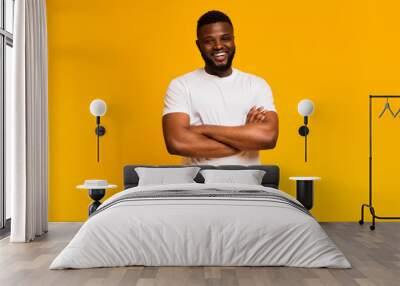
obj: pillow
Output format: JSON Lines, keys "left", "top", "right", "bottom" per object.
{"left": 135, "top": 167, "right": 201, "bottom": 186}
{"left": 200, "top": 169, "right": 266, "bottom": 185}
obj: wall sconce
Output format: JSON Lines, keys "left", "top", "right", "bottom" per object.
{"left": 89, "top": 99, "right": 107, "bottom": 162}
{"left": 297, "top": 99, "right": 314, "bottom": 162}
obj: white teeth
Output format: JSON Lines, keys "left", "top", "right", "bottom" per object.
{"left": 214, "top": 52, "right": 226, "bottom": 56}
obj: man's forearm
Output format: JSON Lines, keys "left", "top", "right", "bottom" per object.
{"left": 166, "top": 127, "right": 240, "bottom": 158}
{"left": 192, "top": 124, "right": 277, "bottom": 151}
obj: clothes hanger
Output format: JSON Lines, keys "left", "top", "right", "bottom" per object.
{"left": 378, "top": 98, "right": 395, "bottom": 118}
{"left": 393, "top": 107, "right": 400, "bottom": 118}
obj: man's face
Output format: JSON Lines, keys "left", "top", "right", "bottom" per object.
{"left": 196, "top": 22, "right": 235, "bottom": 72}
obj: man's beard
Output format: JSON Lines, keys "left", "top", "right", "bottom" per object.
{"left": 201, "top": 48, "right": 236, "bottom": 72}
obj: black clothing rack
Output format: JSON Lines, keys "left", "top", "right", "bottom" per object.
{"left": 359, "top": 95, "right": 400, "bottom": 230}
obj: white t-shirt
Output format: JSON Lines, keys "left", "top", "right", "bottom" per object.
{"left": 163, "top": 68, "right": 276, "bottom": 166}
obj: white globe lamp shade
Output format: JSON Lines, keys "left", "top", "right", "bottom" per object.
{"left": 298, "top": 99, "right": 314, "bottom": 116}
{"left": 90, "top": 99, "right": 107, "bottom": 117}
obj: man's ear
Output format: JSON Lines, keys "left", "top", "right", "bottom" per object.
{"left": 195, "top": 39, "right": 200, "bottom": 50}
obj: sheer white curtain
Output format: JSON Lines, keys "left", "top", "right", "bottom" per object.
{"left": 7, "top": 0, "right": 48, "bottom": 242}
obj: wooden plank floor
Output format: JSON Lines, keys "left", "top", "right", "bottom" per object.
{"left": 0, "top": 222, "right": 399, "bottom": 286}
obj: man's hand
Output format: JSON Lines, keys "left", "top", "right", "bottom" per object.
{"left": 246, "top": 106, "right": 269, "bottom": 124}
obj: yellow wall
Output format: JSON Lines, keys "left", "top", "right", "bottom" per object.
{"left": 47, "top": 0, "right": 400, "bottom": 221}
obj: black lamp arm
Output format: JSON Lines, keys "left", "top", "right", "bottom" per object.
{"left": 94, "top": 116, "right": 106, "bottom": 162}
{"left": 297, "top": 116, "right": 310, "bottom": 162}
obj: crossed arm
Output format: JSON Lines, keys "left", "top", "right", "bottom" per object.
{"left": 162, "top": 106, "right": 279, "bottom": 158}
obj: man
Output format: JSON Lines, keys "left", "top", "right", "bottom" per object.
{"left": 162, "top": 10, "right": 278, "bottom": 165}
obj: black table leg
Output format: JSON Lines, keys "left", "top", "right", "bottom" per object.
{"left": 88, "top": 189, "right": 105, "bottom": 216}
{"left": 296, "top": 180, "right": 314, "bottom": 210}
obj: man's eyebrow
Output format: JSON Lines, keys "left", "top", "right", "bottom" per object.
{"left": 202, "top": 33, "right": 232, "bottom": 39}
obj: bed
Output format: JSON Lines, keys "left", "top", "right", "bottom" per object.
{"left": 50, "top": 165, "right": 351, "bottom": 269}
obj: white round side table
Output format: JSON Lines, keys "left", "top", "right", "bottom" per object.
{"left": 77, "top": 181, "right": 117, "bottom": 216}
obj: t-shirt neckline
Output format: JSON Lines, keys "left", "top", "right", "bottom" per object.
{"left": 200, "top": 67, "right": 237, "bottom": 81}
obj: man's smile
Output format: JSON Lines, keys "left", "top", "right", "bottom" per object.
{"left": 212, "top": 51, "right": 228, "bottom": 63}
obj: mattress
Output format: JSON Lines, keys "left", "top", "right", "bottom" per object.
{"left": 50, "top": 183, "right": 351, "bottom": 269}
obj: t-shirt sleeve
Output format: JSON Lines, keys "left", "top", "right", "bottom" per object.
{"left": 252, "top": 77, "right": 277, "bottom": 112}
{"left": 162, "top": 78, "right": 190, "bottom": 116}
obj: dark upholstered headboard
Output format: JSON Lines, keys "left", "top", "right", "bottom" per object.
{"left": 123, "top": 165, "right": 280, "bottom": 189}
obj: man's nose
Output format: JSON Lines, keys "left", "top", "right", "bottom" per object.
{"left": 213, "top": 40, "right": 223, "bottom": 50}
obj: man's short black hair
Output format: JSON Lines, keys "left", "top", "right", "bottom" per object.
{"left": 197, "top": 10, "right": 233, "bottom": 38}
